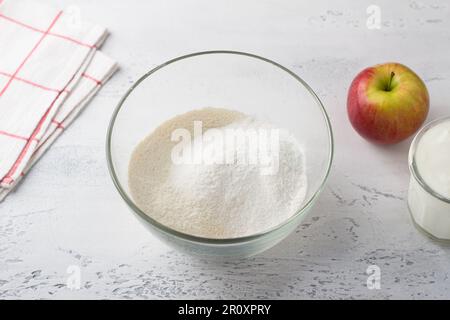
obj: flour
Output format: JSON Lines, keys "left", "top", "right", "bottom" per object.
{"left": 128, "top": 107, "right": 307, "bottom": 239}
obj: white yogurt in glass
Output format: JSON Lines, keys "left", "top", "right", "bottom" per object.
{"left": 408, "top": 117, "right": 450, "bottom": 240}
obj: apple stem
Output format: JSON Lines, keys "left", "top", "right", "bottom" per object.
{"left": 387, "top": 71, "right": 395, "bottom": 91}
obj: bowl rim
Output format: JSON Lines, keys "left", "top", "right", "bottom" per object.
{"left": 106, "top": 50, "right": 334, "bottom": 245}
{"left": 408, "top": 116, "right": 450, "bottom": 204}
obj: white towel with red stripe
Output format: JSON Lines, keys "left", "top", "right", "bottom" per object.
{"left": 0, "top": 0, "right": 118, "bottom": 201}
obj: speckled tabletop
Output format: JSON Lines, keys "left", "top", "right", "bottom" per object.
{"left": 1, "top": 0, "right": 450, "bottom": 299}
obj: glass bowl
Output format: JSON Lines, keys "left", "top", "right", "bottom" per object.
{"left": 106, "top": 51, "right": 333, "bottom": 258}
{"left": 408, "top": 116, "right": 450, "bottom": 241}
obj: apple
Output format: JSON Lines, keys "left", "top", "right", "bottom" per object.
{"left": 347, "top": 63, "right": 429, "bottom": 144}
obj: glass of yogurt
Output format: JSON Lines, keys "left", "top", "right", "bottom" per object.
{"left": 408, "top": 116, "right": 450, "bottom": 241}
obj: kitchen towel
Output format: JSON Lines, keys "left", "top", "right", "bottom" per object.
{"left": 0, "top": 0, "right": 118, "bottom": 201}
{"left": 0, "top": 51, "right": 118, "bottom": 202}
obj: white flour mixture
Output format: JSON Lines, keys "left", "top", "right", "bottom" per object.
{"left": 128, "top": 108, "right": 307, "bottom": 238}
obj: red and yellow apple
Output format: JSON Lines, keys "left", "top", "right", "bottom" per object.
{"left": 347, "top": 63, "right": 429, "bottom": 144}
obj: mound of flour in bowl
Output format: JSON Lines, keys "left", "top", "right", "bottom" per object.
{"left": 128, "top": 108, "right": 307, "bottom": 239}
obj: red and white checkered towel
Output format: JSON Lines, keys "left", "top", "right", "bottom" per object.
{"left": 0, "top": 0, "right": 118, "bottom": 201}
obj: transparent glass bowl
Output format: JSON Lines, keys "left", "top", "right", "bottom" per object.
{"left": 106, "top": 51, "right": 333, "bottom": 258}
{"left": 408, "top": 116, "right": 450, "bottom": 241}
